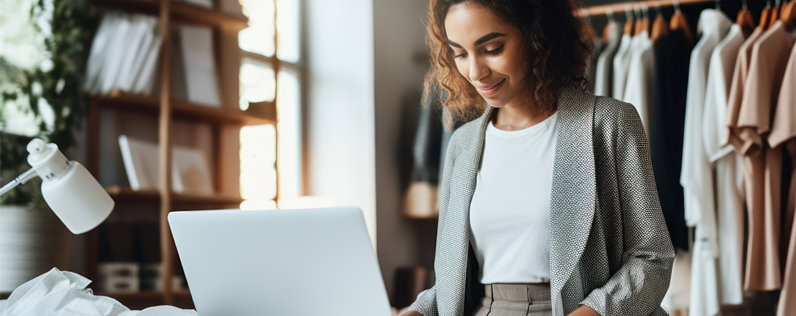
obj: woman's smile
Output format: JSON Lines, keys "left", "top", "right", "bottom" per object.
{"left": 476, "top": 78, "right": 506, "bottom": 97}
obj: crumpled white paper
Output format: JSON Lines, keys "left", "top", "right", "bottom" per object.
{"left": 0, "top": 268, "right": 197, "bottom": 316}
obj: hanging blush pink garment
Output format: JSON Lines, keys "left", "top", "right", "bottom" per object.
{"left": 725, "top": 29, "right": 763, "bottom": 288}
{"left": 737, "top": 21, "right": 795, "bottom": 291}
{"left": 774, "top": 44, "right": 796, "bottom": 316}
{"left": 726, "top": 27, "right": 763, "bottom": 150}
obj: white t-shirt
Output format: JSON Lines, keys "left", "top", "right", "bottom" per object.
{"left": 680, "top": 9, "right": 732, "bottom": 316}
{"left": 623, "top": 31, "right": 655, "bottom": 135}
{"left": 469, "top": 111, "right": 557, "bottom": 284}
{"left": 702, "top": 23, "right": 746, "bottom": 306}
{"left": 612, "top": 33, "right": 634, "bottom": 101}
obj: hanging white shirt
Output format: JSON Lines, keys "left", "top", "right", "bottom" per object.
{"left": 612, "top": 33, "right": 634, "bottom": 101}
{"left": 682, "top": 9, "right": 732, "bottom": 316}
{"left": 469, "top": 112, "right": 558, "bottom": 284}
{"left": 594, "top": 21, "right": 623, "bottom": 97}
{"left": 623, "top": 31, "right": 655, "bottom": 135}
{"left": 701, "top": 23, "right": 747, "bottom": 306}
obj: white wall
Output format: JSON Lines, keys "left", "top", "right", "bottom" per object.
{"left": 373, "top": 0, "right": 437, "bottom": 301}
{"left": 303, "top": 0, "right": 377, "bottom": 242}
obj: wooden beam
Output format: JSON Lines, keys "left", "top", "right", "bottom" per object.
{"left": 85, "top": 98, "right": 101, "bottom": 283}
{"left": 578, "top": 0, "right": 714, "bottom": 17}
{"left": 157, "top": 0, "right": 175, "bottom": 306}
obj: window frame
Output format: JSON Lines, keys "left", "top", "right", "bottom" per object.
{"left": 238, "top": 0, "right": 305, "bottom": 205}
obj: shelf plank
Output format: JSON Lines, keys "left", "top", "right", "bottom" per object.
{"left": 171, "top": 1, "right": 247, "bottom": 31}
{"left": 106, "top": 186, "right": 243, "bottom": 210}
{"left": 93, "top": 94, "right": 276, "bottom": 126}
{"left": 92, "top": 0, "right": 247, "bottom": 31}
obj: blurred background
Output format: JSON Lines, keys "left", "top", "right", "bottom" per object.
{"left": 0, "top": 0, "right": 782, "bottom": 314}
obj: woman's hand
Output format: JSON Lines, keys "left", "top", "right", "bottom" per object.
{"left": 399, "top": 311, "right": 423, "bottom": 316}
{"left": 567, "top": 305, "right": 600, "bottom": 316}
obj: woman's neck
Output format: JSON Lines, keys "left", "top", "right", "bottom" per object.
{"left": 492, "top": 97, "right": 555, "bottom": 131}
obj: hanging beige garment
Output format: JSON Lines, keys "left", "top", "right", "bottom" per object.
{"left": 773, "top": 44, "right": 796, "bottom": 316}
{"left": 737, "top": 21, "right": 795, "bottom": 291}
{"left": 725, "top": 25, "right": 763, "bottom": 291}
{"left": 726, "top": 27, "right": 763, "bottom": 149}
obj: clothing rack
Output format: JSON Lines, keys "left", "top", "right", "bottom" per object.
{"left": 579, "top": 0, "right": 715, "bottom": 16}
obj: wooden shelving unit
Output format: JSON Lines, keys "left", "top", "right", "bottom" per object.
{"left": 84, "top": 0, "right": 272, "bottom": 308}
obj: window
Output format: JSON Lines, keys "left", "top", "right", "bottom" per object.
{"left": 238, "top": 0, "right": 303, "bottom": 210}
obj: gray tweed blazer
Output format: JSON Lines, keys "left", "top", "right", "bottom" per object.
{"left": 407, "top": 87, "right": 675, "bottom": 316}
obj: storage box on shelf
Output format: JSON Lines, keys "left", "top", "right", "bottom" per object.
{"left": 84, "top": 0, "right": 270, "bottom": 308}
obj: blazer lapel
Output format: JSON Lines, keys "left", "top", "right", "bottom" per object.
{"left": 548, "top": 87, "right": 597, "bottom": 315}
{"left": 437, "top": 105, "right": 494, "bottom": 316}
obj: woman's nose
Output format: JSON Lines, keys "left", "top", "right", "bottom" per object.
{"left": 469, "top": 57, "right": 490, "bottom": 82}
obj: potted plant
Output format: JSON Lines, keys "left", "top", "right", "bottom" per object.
{"left": 0, "top": 0, "right": 98, "bottom": 293}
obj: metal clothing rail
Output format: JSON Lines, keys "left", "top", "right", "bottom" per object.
{"left": 579, "top": 0, "right": 715, "bottom": 16}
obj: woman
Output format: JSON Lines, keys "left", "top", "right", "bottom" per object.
{"left": 401, "top": 0, "right": 675, "bottom": 316}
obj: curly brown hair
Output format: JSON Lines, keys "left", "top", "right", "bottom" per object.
{"left": 425, "top": 0, "right": 594, "bottom": 128}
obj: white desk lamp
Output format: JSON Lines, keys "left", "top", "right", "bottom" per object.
{"left": 0, "top": 138, "right": 114, "bottom": 234}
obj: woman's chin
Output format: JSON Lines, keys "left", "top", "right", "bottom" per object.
{"left": 483, "top": 98, "right": 507, "bottom": 108}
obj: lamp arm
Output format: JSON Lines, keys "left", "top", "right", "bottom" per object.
{"left": 0, "top": 168, "right": 39, "bottom": 197}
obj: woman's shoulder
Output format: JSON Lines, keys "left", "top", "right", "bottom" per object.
{"left": 592, "top": 95, "right": 643, "bottom": 131}
{"left": 446, "top": 109, "right": 491, "bottom": 157}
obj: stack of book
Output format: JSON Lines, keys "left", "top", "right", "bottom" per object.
{"left": 84, "top": 12, "right": 162, "bottom": 96}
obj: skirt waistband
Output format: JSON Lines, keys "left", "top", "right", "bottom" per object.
{"left": 484, "top": 283, "right": 551, "bottom": 303}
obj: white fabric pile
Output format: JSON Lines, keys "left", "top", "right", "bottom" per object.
{"left": 0, "top": 268, "right": 197, "bottom": 316}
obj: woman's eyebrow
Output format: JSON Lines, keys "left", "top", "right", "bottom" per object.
{"left": 474, "top": 32, "right": 506, "bottom": 46}
{"left": 448, "top": 32, "right": 507, "bottom": 48}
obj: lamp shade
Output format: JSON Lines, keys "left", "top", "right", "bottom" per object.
{"left": 26, "top": 139, "right": 114, "bottom": 234}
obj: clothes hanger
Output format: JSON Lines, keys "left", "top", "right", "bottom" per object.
{"left": 769, "top": 0, "right": 783, "bottom": 29}
{"left": 761, "top": 1, "right": 773, "bottom": 30}
{"left": 603, "top": 8, "right": 615, "bottom": 43}
{"left": 783, "top": 0, "right": 796, "bottom": 30}
{"left": 641, "top": 3, "right": 651, "bottom": 36}
{"left": 624, "top": 5, "right": 635, "bottom": 35}
{"left": 737, "top": 0, "right": 756, "bottom": 34}
{"left": 670, "top": 0, "right": 693, "bottom": 44}
{"left": 651, "top": 1, "right": 669, "bottom": 46}
{"left": 634, "top": 5, "right": 644, "bottom": 36}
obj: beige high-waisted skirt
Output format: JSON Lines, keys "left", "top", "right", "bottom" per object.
{"left": 471, "top": 283, "right": 553, "bottom": 316}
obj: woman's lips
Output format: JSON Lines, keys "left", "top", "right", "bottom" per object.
{"left": 476, "top": 79, "right": 505, "bottom": 97}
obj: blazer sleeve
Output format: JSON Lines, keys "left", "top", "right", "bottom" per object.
{"left": 579, "top": 103, "right": 675, "bottom": 315}
{"left": 406, "top": 125, "right": 463, "bottom": 316}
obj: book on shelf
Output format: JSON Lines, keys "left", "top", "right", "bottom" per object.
{"left": 85, "top": 12, "right": 161, "bottom": 96}
{"left": 116, "top": 15, "right": 158, "bottom": 92}
{"left": 118, "top": 135, "right": 213, "bottom": 195}
{"left": 178, "top": 24, "right": 221, "bottom": 107}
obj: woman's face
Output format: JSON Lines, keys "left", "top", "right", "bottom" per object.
{"left": 444, "top": 2, "right": 530, "bottom": 108}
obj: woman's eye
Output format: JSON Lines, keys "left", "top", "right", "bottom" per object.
{"left": 454, "top": 52, "right": 467, "bottom": 59}
{"left": 485, "top": 45, "right": 504, "bottom": 55}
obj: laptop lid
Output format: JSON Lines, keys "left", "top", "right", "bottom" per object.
{"left": 168, "top": 207, "right": 392, "bottom": 316}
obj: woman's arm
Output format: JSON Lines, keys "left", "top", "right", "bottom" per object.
{"left": 578, "top": 103, "right": 675, "bottom": 315}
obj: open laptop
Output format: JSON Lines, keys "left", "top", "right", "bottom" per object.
{"left": 168, "top": 207, "right": 393, "bottom": 316}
